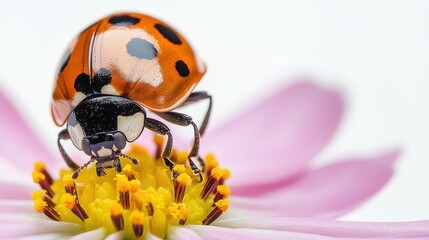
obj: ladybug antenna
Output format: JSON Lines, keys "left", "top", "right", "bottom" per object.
{"left": 119, "top": 153, "right": 139, "bottom": 165}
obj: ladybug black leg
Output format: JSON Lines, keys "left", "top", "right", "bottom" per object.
{"left": 58, "top": 129, "right": 80, "bottom": 170}
{"left": 155, "top": 112, "right": 204, "bottom": 182}
{"left": 95, "top": 161, "right": 107, "bottom": 177}
{"left": 114, "top": 156, "right": 123, "bottom": 173}
{"left": 145, "top": 118, "right": 177, "bottom": 178}
{"left": 179, "top": 91, "right": 212, "bottom": 137}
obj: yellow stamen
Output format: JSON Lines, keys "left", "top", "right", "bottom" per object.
{"left": 153, "top": 134, "right": 164, "bottom": 159}
{"left": 175, "top": 151, "right": 188, "bottom": 164}
{"left": 62, "top": 173, "right": 75, "bottom": 194}
{"left": 215, "top": 199, "right": 229, "bottom": 212}
{"left": 201, "top": 167, "right": 225, "bottom": 200}
{"left": 129, "top": 179, "right": 141, "bottom": 194}
{"left": 174, "top": 173, "right": 191, "bottom": 203}
{"left": 110, "top": 202, "right": 124, "bottom": 231}
{"left": 61, "top": 193, "right": 88, "bottom": 221}
{"left": 205, "top": 153, "right": 218, "bottom": 173}
{"left": 116, "top": 174, "right": 131, "bottom": 209}
{"left": 168, "top": 202, "right": 189, "bottom": 225}
{"left": 31, "top": 141, "right": 230, "bottom": 239}
{"left": 34, "top": 198, "right": 61, "bottom": 221}
{"left": 32, "top": 171, "right": 54, "bottom": 197}
{"left": 34, "top": 161, "right": 46, "bottom": 172}
{"left": 203, "top": 199, "right": 229, "bottom": 225}
{"left": 123, "top": 164, "right": 137, "bottom": 180}
{"left": 34, "top": 161, "right": 54, "bottom": 185}
{"left": 31, "top": 189, "right": 46, "bottom": 200}
{"left": 32, "top": 171, "right": 45, "bottom": 183}
{"left": 33, "top": 198, "right": 47, "bottom": 213}
{"left": 129, "top": 210, "right": 145, "bottom": 237}
{"left": 173, "top": 164, "right": 186, "bottom": 174}
{"left": 32, "top": 189, "right": 55, "bottom": 208}
{"left": 214, "top": 185, "right": 231, "bottom": 203}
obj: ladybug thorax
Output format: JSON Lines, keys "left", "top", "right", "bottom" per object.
{"left": 66, "top": 95, "right": 146, "bottom": 158}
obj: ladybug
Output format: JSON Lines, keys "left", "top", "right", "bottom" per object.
{"left": 52, "top": 13, "right": 211, "bottom": 180}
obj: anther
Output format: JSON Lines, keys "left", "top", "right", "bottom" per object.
{"left": 173, "top": 164, "right": 186, "bottom": 174}
{"left": 202, "top": 199, "right": 229, "bottom": 225}
{"left": 175, "top": 151, "right": 188, "bottom": 164}
{"left": 168, "top": 203, "right": 189, "bottom": 225}
{"left": 200, "top": 167, "right": 224, "bottom": 200}
{"left": 133, "top": 191, "right": 144, "bottom": 211}
{"left": 110, "top": 202, "right": 125, "bottom": 231}
{"left": 147, "top": 202, "right": 154, "bottom": 216}
{"left": 61, "top": 193, "right": 88, "bottom": 221}
{"left": 213, "top": 185, "right": 230, "bottom": 203}
{"left": 34, "top": 161, "right": 53, "bottom": 185}
{"left": 204, "top": 153, "right": 218, "bottom": 174}
{"left": 31, "top": 190, "right": 55, "bottom": 209}
{"left": 153, "top": 134, "right": 164, "bottom": 159}
{"left": 116, "top": 174, "right": 131, "bottom": 209}
{"left": 32, "top": 171, "right": 54, "bottom": 198}
{"left": 174, "top": 173, "right": 191, "bottom": 203}
{"left": 122, "top": 164, "right": 137, "bottom": 180}
{"left": 62, "top": 174, "right": 76, "bottom": 195}
{"left": 34, "top": 198, "right": 61, "bottom": 221}
{"left": 219, "top": 169, "right": 231, "bottom": 185}
{"left": 129, "top": 210, "right": 145, "bottom": 237}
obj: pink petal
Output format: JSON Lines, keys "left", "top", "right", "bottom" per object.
{"left": 68, "top": 228, "right": 105, "bottom": 240}
{"left": 0, "top": 200, "right": 33, "bottom": 213}
{"left": 0, "top": 180, "right": 35, "bottom": 200}
{"left": 187, "top": 225, "right": 342, "bottom": 240}
{"left": 215, "top": 216, "right": 429, "bottom": 238}
{"left": 202, "top": 81, "right": 344, "bottom": 189}
{"left": 231, "top": 150, "right": 398, "bottom": 218}
{"left": 169, "top": 226, "right": 204, "bottom": 240}
{"left": 0, "top": 91, "right": 57, "bottom": 173}
{"left": 0, "top": 214, "right": 81, "bottom": 238}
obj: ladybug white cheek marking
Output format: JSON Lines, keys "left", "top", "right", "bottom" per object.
{"left": 117, "top": 112, "right": 145, "bottom": 142}
{"left": 67, "top": 123, "right": 85, "bottom": 150}
{"left": 92, "top": 29, "right": 163, "bottom": 87}
{"left": 72, "top": 92, "right": 87, "bottom": 107}
{"left": 101, "top": 84, "right": 119, "bottom": 95}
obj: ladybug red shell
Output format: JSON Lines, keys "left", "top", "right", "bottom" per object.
{"left": 52, "top": 12, "right": 206, "bottom": 126}
{"left": 52, "top": 12, "right": 211, "bottom": 180}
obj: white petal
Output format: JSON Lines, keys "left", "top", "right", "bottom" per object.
{"left": 146, "top": 232, "right": 163, "bottom": 240}
{"left": 105, "top": 230, "right": 124, "bottom": 240}
{"left": 69, "top": 228, "right": 106, "bottom": 240}
{"left": 169, "top": 226, "right": 203, "bottom": 240}
{"left": 187, "top": 225, "right": 333, "bottom": 240}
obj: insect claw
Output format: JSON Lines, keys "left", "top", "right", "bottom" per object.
{"left": 72, "top": 171, "right": 79, "bottom": 179}
{"left": 194, "top": 171, "right": 203, "bottom": 183}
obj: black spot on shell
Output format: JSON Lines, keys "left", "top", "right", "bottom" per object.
{"left": 58, "top": 49, "right": 71, "bottom": 74}
{"left": 74, "top": 73, "right": 92, "bottom": 95}
{"left": 126, "top": 38, "right": 158, "bottom": 60}
{"left": 108, "top": 15, "right": 140, "bottom": 26}
{"left": 92, "top": 68, "right": 112, "bottom": 93}
{"left": 155, "top": 23, "right": 182, "bottom": 45}
{"left": 175, "top": 60, "right": 190, "bottom": 77}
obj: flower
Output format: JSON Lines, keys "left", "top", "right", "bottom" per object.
{"left": 0, "top": 81, "right": 428, "bottom": 239}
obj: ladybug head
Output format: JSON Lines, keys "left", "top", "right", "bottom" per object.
{"left": 81, "top": 131, "right": 127, "bottom": 159}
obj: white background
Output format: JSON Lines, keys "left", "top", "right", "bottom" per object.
{"left": 0, "top": 1, "right": 428, "bottom": 221}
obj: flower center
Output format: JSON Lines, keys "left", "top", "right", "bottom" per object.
{"left": 32, "top": 136, "right": 230, "bottom": 239}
